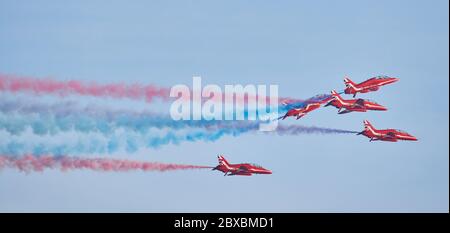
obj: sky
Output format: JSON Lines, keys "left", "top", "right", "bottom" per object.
{"left": 0, "top": 0, "right": 448, "bottom": 212}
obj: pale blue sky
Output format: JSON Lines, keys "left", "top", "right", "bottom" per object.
{"left": 0, "top": 0, "right": 448, "bottom": 212}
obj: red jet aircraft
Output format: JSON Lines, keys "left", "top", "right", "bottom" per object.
{"left": 212, "top": 155, "right": 272, "bottom": 176}
{"left": 279, "top": 102, "right": 322, "bottom": 120}
{"left": 324, "top": 90, "right": 387, "bottom": 114}
{"left": 279, "top": 94, "right": 334, "bottom": 120}
{"left": 357, "top": 120, "right": 418, "bottom": 142}
{"left": 344, "top": 76, "right": 399, "bottom": 97}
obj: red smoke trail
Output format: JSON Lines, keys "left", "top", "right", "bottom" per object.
{"left": 0, "top": 155, "right": 212, "bottom": 173}
{"left": 0, "top": 74, "right": 169, "bottom": 102}
{"left": 0, "top": 73, "right": 304, "bottom": 104}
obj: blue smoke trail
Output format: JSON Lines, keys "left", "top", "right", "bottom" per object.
{"left": 0, "top": 122, "right": 356, "bottom": 156}
{"left": 0, "top": 99, "right": 276, "bottom": 135}
{"left": 0, "top": 124, "right": 257, "bottom": 155}
{"left": 0, "top": 94, "right": 357, "bottom": 155}
{"left": 0, "top": 94, "right": 334, "bottom": 136}
{"left": 0, "top": 111, "right": 251, "bottom": 136}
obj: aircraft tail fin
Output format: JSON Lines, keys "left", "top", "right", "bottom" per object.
{"left": 363, "top": 120, "right": 374, "bottom": 130}
{"left": 331, "top": 90, "right": 341, "bottom": 98}
{"left": 218, "top": 155, "right": 230, "bottom": 166}
{"left": 331, "top": 90, "right": 344, "bottom": 102}
{"left": 344, "top": 76, "right": 356, "bottom": 88}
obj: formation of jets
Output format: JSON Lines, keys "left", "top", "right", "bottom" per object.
{"left": 213, "top": 75, "right": 416, "bottom": 177}
{"left": 279, "top": 75, "right": 417, "bottom": 143}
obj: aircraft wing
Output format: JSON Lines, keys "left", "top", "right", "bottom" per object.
{"left": 228, "top": 166, "right": 252, "bottom": 176}
{"left": 227, "top": 173, "right": 252, "bottom": 176}
{"left": 353, "top": 99, "right": 366, "bottom": 108}
{"left": 368, "top": 86, "right": 379, "bottom": 91}
{"left": 338, "top": 109, "right": 352, "bottom": 114}
{"left": 386, "top": 132, "right": 396, "bottom": 138}
{"left": 380, "top": 132, "right": 398, "bottom": 141}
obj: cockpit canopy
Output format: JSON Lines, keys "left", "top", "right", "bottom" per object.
{"left": 395, "top": 129, "right": 408, "bottom": 134}
{"left": 365, "top": 99, "right": 379, "bottom": 104}
{"left": 373, "top": 75, "right": 391, "bottom": 79}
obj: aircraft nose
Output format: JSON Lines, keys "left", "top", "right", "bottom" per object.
{"left": 389, "top": 78, "right": 400, "bottom": 83}
{"left": 406, "top": 134, "right": 418, "bottom": 141}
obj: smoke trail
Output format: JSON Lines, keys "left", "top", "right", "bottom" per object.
{"left": 0, "top": 99, "right": 151, "bottom": 117}
{"left": 0, "top": 122, "right": 356, "bottom": 155}
{"left": 0, "top": 74, "right": 169, "bottom": 102}
{"left": 274, "top": 125, "right": 358, "bottom": 134}
{"left": 0, "top": 99, "right": 242, "bottom": 135}
{"left": 0, "top": 98, "right": 275, "bottom": 136}
{"left": 0, "top": 111, "right": 249, "bottom": 135}
{"left": 0, "top": 124, "right": 255, "bottom": 155}
{"left": 0, "top": 155, "right": 212, "bottom": 173}
{"left": 0, "top": 109, "right": 355, "bottom": 138}
{"left": 0, "top": 98, "right": 284, "bottom": 118}
{"left": 0, "top": 73, "right": 323, "bottom": 106}
{"left": 0, "top": 97, "right": 339, "bottom": 136}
